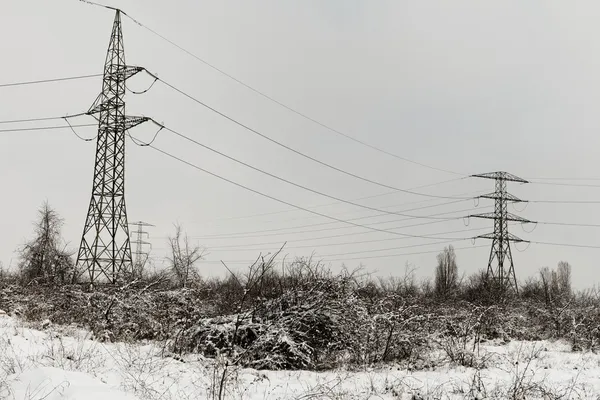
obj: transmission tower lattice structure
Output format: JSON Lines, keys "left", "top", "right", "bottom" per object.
{"left": 131, "top": 221, "right": 154, "bottom": 279}
{"left": 469, "top": 172, "right": 534, "bottom": 293}
{"left": 77, "top": 10, "right": 150, "bottom": 284}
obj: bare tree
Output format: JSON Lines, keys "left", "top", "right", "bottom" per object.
{"left": 18, "top": 202, "right": 75, "bottom": 285}
{"left": 540, "top": 262, "right": 572, "bottom": 306}
{"left": 540, "top": 266, "right": 553, "bottom": 305}
{"left": 556, "top": 261, "right": 572, "bottom": 298}
{"left": 167, "top": 224, "right": 204, "bottom": 288}
{"left": 435, "top": 245, "right": 458, "bottom": 297}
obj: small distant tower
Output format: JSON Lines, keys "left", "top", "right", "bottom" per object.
{"left": 469, "top": 172, "right": 534, "bottom": 293}
{"left": 131, "top": 221, "right": 154, "bottom": 279}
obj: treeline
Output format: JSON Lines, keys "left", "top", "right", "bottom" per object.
{"left": 1, "top": 203, "right": 576, "bottom": 307}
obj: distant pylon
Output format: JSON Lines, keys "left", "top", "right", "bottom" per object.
{"left": 469, "top": 172, "right": 534, "bottom": 293}
{"left": 76, "top": 10, "right": 150, "bottom": 284}
{"left": 130, "top": 221, "right": 154, "bottom": 279}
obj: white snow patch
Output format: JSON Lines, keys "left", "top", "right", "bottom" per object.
{"left": 8, "top": 367, "right": 139, "bottom": 400}
{"left": 1, "top": 315, "right": 600, "bottom": 399}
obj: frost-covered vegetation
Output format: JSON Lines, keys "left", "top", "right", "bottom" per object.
{"left": 2, "top": 204, "right": 600, "bottom": 398}
{"left": 2, "top": 264, "right": 600, "bottom": 399}
{"left": 2, "top": 253, "right": 600, "bottom": 372}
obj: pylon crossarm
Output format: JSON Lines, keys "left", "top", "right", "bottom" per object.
{"left": 129, "top": 221, "right": 155, "bottom": 227}
{"left": 124, "top": 116, "right": 150, "bottom": 130}
{"left": 87, "top": 103, "right": 112, "bottom": 116}
{"left": 504, "top": 212, "right": 534, "bottom": 223}
{"left": 474, "top": 232, "right": 495, "bottom": 241}
{"left": 470, "top": 212, "right": 533, "bottom": 224}
{"left": 114, "top": 66, "right": 144, "bottom": 81}
{"left": 478, "top": 192, "right": 526, "bottom": 203}
{"left": 474, "top": 233, "right": 528, "bottom": 243}
{"left": 469, "top": 212, "right": 495, "bottom": 220}
{"left": 471, "top": 171, "right": 529, "bottom": 184}
{"left": 506, "top": 233, "right": 528, "bottom": 243}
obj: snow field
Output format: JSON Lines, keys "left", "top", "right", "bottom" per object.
{"left": 2, "top": 313, "right": 600, "bottom": 399}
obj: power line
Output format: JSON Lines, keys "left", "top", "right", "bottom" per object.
{"left": 325, "top": 244, "right": 487, "bottom": 262}
{"left": 0, "top": 116, "right": 66, "bottom": 124}
{"left": 530, "top": 199, "right": 600, "bottom": 204}
{"left": 317, "top": 239, "right": 469, "bottom": 258}
{"left": 108, "top": 4, "right": 600, "bottom": 184}
{"left": 210, "top": 239, "right": 466, "bottom": 258}
{"left": 211, "top": 226, "right": 492, "bottom": 251}
{"left": 187, "top": 200, "right": 478, "bottom": 240}
{"left": 117, "top": 98, "right": 600, "bottom": 206}
{"left": 154, "top": 82, "right": 469, "bottom": 199}
{"left": 153, "top": 219, "right": 599, "bottom": 253}
{"left": 0, "top": 124, "right": 96, "bottom": 135}
{"left": 190, "top": 206, "right": 489, "bottom": 241}
{"left": 197, "top": 244, "right": 487, "bottom": 265}
{"left": 0, "top": 73, "right": 102, "bottom": 88}
{"left": 528, "top": 177, "right": 600, "bottom": 181}
{"left": 529, "top": 181, "right": 600, "bottom": 188}
{"left": 0, "top": 113, "right": 88, "bottom": 125}
{"left": 192, "top": 178, "right": 471, "bottom": 225}
{"left": 538, "top": 221, "right": 600, "bottom": 228}
{"left": 146, "top": 144, "right": 471, "bottom": 241}
{"left": 107, "top": 7, "right": 464, "bottom": 177}
{"left": 156, "top": 122, "right": 469, "bottom": 220}
{"left": 532, "top": 241, "right": 600, "bottom": 249}
{"left": 204, "top": 224, "right": 500, "bottom": 253}
{"left": 199, "top": 208, "right": 492, "bottom": 249}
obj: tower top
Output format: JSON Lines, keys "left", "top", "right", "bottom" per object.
{"left": 471, "top": 171, "right": 528, "bottom": 184}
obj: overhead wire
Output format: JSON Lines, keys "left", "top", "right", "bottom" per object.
{"left": 197, "top": 244, "right": 487, "bottom": 265}
{"left": 528, "top": 176, "right": 600, "bottom": 181}
{"left": 317, "top": 239, "right": 476, "bottom": 258}
{"left": 529, "top": 181, "right": 600, "bottom": 188}
{"left": 126, "top": 124, "right": 164, "bottom": 147}
{"left": 529, "top": 199, "right": 600, "bottom": 204}
{"left": 152, "top": 79, "right": 470, "bottom": 199}
{"left": 0, "top": 116, "right": 67, "bottom": 124}
{"left": 188, "top": 206, "right": 490, "bottom": 241}
{"left": 146, "top": 144, "right": 473, "bottom": 241}
{"left": 192, "top": 177, "right": 472, "bottom": 224}
{"left": 532, "top": 241, "right": 600, "bottom": 249}
{"left": 203, "top": 224, "right": 504, "bottom": 252}
{"left": 538, "top": 221, "right": 600, "bottom": 228}
{"left": 151, "top": 121, "right": 468, "bottom": 220}
{"left": 193, "top": 213, "right": 600, "bottom": 245}
{"left": 186, "top": 200, "right": 481, "bottom": 240}
{"left": 203, "top": 210, "right": 493, "bottom": 249}
{"left": 104, "top": 5, "right": 465, "bottom": 176}
{"left": 302, "top": 244, "right": 487, "bottom": 262}
{"left": 64, "top": 117, "right": 97, "bottom": 141}
{"left": 0, "top": 73, "right": 102, "bottom": 88}
{"left": 0, "top": 124, "right": 96, "bottom": 135}
{"left": 0, "top": 113, "right": 96, "bottom": 140}
{"left": 126, "top": 76, "right": 159, "bottom": 95}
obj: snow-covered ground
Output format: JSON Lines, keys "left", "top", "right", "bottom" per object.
{"left": 1, "top": 312, "right": 600, "bottom": 399}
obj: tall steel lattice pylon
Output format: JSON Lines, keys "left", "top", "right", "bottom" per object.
{"left": 469, "top": 172, "right": 534, "bottom": 293}
{"left": 77, "top": 10, "right": 150, "bottom": 284}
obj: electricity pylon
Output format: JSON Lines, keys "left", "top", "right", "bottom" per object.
{"left": 130, "top": 221, "right": 154, "bottom": 279}
{"left": 76, "top": 10, "right": 150, "bottom": 284}
{"left": 469, "top": 172, "right": 534, "bottom": 293}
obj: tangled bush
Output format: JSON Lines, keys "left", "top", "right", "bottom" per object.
{"left": 2, "top": 258, "right": 600, "bottom": 372}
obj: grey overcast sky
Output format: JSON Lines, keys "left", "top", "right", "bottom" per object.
{"left": 1, "top": 0, "right": 600, "bottom": 288}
